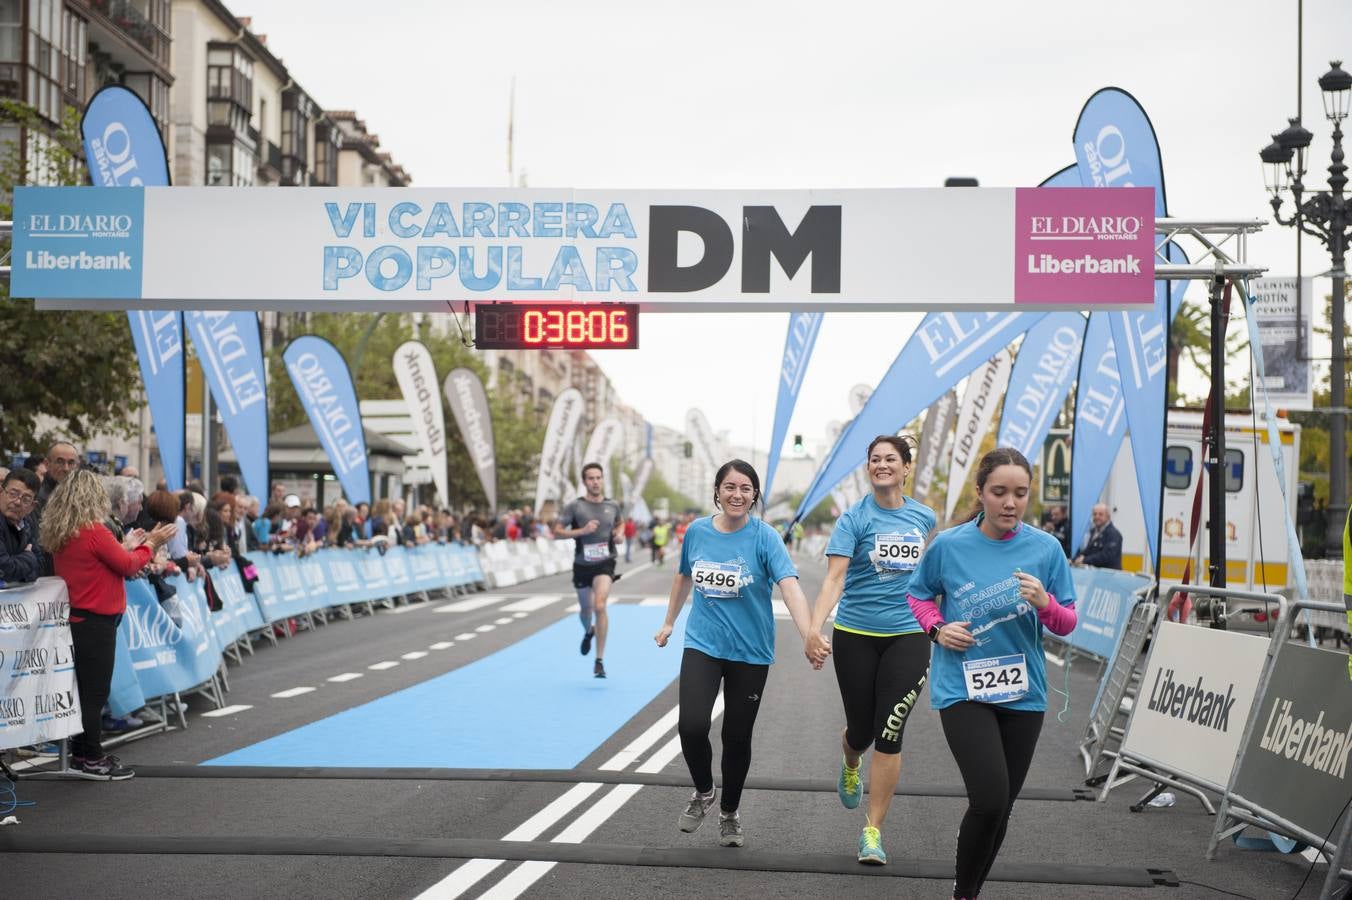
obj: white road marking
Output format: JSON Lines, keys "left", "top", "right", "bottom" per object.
{"left": 511, "top": 612, "right": 528, "bottom": 619}
{"left": 478, "top": 698, "right": 724, "bottom": 900}
{"left": 270, "top": 687, "right": 315, "bottom": 699}
{"left": 384, "top": 602, "right": 433, "bottom": 615}
{"left": 411, "top": 783, "right": 604, "bottom": 899}
{"left": 639, "top": 596, "right": 668, "bottom": 607}
{"left": 369, "top": 661, "right": 400, "bottom": 671}
{"left": 200, "top": 704, "right": 252, "bottom": 717}
{"left": 327, "top": 672, "right": 363, "bottom": 683}
{"left": 599, "top": 704, "right": 680, "bottom": 771}
{"left": 454, "top": 633, "right": 476, "bottom": 641}
{"left": 429, "top": 641, "right": 455, "bottom": 650}
{"left": 435, "top": 596, "right": 507, "bottom": 613}
{"left": 493, "top": 617, "right": 514, "bottom": 625}
{"left": 474, "top": 624, "right": 496, "bottom": 633}
{"left": 401, "top": 651, "right": 428, "bottom": 660}
{"left": 500, "top": 595, "right": 564, "bottom": 612}
{"left": 1044, "top": 651, "right": 1065, "bottom": 667}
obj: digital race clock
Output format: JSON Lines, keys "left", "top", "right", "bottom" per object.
{"left": 473, "top": 303, "right": 640, "bottom": 350}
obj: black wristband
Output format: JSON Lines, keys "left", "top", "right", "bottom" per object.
{"left": 928, "top": 624, "right": 943, "bottom": 643}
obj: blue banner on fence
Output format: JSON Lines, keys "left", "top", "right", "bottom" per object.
{"left": 108, "top": 621, "right": 146, "bottom": 717}
{"left": 119, "top": 577, "right": 220, "bottom": 700}
{"left": 1047, "top": 566, "right": 1152, "bottom": 660}
{"left": 184, "top": 310, "right": 269, "bottom": 495}
{"left": 283, "top": 336, "right": 371, "bottom": 505}
{"left": 765, "top": 312, "right": 823, "bottom": 500}
{"left": 794, "top": 311, "right": 1044, "bottom": 523}
{"left": 80, "top": 86, "right": 186, "bottom": 491}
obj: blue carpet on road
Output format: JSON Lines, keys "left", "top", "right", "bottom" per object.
{"left": 204, "top": 605, "right": 687, "bottom": 769}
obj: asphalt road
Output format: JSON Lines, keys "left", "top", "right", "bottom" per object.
{"left": 1, "top": 546, "right": 1337, "bottom": 899}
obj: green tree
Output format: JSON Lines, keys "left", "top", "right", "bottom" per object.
{"left": 642, "top": 467, "right": 701, "bottom": 516}
{"left": 0, "top": 102, "right": 142, "bottom": 454}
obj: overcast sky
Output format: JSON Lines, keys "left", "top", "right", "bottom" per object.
{"left": 244, "top": 0, "right": 1351, "bottom": 451}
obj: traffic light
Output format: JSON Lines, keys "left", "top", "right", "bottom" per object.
{"left": 792, "top": 434, "right": 804, "bottom": 454}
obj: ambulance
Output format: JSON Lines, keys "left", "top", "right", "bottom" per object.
{"left": 1098, "top": 409, "right": 1300, "bottom": 599}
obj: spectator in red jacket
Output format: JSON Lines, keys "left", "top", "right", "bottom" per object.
{"left": 40, "top": 469, "right": 175, "bottom": 780}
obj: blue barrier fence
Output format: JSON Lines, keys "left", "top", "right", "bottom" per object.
{"left": 1047, "top": 566, "right": 1154, "bottom": 661}
{"left": 108, "top": 543, "right": 485, "bottom": 713}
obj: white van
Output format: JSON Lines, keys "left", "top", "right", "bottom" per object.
{"left": 1098, "top": 409, "right": 1300, "bottom": 594}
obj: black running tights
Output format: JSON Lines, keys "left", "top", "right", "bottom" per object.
{"left": 677, "top": 648, "right": 769, "bottom": 814}
{"left": 939, "top": 701, "right": 1044, "bottom": 898}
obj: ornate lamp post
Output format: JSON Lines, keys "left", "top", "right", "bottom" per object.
{"left": 1262, "top": 60, "right": 1351, "bottom": 556}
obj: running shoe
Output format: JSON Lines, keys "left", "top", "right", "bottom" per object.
{"left": 70, "top": 754, "right": 135, "bottom": 781}
{"left": 718, "top": 811, "right": 744, "bottom": 847}
{"left": 858, "top": 824, "right": 887, "bottom": 865}
{"left": 593, "top": 658, "right": 606, "bottom": 678}
{"left": 837, "top": 756, "right": 862, "bottom": 809}
{"left": 580, "top": 627, "right": 595, "bottom": 656}
{"left": 678, "top": 788, "right": 717, "bottom": 832}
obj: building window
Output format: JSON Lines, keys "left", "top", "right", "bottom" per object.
{"left": 122, "top": 71, "right": 168, "bottom": 133}
{"left": 206, "top": 141, "right": 254, "bottom": 187}
{"left": 206, "top": 43, "right": 253, "bottom": 134}
{"left": 313, "top": 121, "right": 340, "bottom": 186}
{"left": 0, "top": 0, "right": 19, "bottom": 63}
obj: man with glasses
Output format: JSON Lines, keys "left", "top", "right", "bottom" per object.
{"left": 1, "top": 468, "right": 49, "bottom": 583}
{"left": 36, "top": 441, "right": 80, "bottom": 515}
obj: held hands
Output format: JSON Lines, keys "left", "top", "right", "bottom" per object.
{"left": 1014, "top": 571, "right": 1049, "bottom": 610}
{"left": 804, "top": 631, "right": 831, "bottom": 670}
{"left": 654, "top": 622, "right": 674, "bottom": 647}
{"left": 936, "top": 621, "right": 976, "bottom": 651}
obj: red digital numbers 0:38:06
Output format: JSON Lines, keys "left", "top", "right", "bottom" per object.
{"left": 473, "top": 304, "right": 640, "bottom": 350}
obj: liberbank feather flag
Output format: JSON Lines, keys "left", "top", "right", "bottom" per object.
{"left": 764, "top": 312, "right": 823, "bottom": 499}
{"left": 444, "top": 368, "right": 497, "bottom": 512}
{"left": 794, "top": 311, "right": 1044, "bottom": 523}
{"left": 1072, "top": 87, "right": 1184, "bottom": 564}
{"left": 184, "top": 311, "right": 269, "bottom": 495}
{"left": 81, "top": 85, "right": 185, "bottom": 489}
{"left": 535, "top": 388, "right": 584, "bottom": 514}
{"left": 583, "top": 416, "right": 626, "bottom": 498}
{"left": 944, "top": 350, "right": 1013, "bottom": 521}
{"left": 393, "top": 341, "right": 448, "bottom": 502}
{"left": 283, "top": 336, "right": 370, "bottom": 505}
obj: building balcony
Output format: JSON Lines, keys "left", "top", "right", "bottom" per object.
{"left": 258, "top": 140, "right": 283, "bottom": 178}
{"left": 79, "top": 0, "right": 170, "bottom": 68}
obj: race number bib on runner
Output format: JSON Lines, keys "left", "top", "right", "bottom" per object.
{"left": 692, "top": 561, "right": 742, "bottom": 599}
{"left": 875, "top": 533, "right": 924, "bottom": 573}
{"left": 961, "top": 654, "right": 1028, "bottom": 704}
{"left": 583, "top": 543, "right": 611, "bottom": 563}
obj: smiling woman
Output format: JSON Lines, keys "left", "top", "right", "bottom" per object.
{"left": 653, "top": 458, "right": 823, "bottom": 848}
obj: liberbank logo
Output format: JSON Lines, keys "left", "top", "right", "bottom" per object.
{"left": 1013, "top": 186, "right": 1153, "bottom": 305}
{"left": 12, "top": 186, "right": 144, "bottom": 300}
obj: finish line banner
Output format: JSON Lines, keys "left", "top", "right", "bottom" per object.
{"left": 13, "top": 186, "right": 1154, "bottom": 312}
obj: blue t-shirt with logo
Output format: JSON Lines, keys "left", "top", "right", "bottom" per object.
{"left": 679, "top": 516, "right": 798, "bottom": 666}
{"left": 827, "top": 494, "right": 936, "bottom": 636}
{"left": 908, "top": 519, "right": 1075, "bottom": 712}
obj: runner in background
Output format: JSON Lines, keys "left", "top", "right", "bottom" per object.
{"left": 655, "top": 459, "right": 826, "bottom": 848}
{"left": 651, "top": 519, "right": 672, "bottom": 566}
{"left": 554, "top": 463, "right": 624, "bottom": 678}
{"left": 807, "top": 434, "right": 934, "bottom": 865}
{"left": 623, "top": 516, "right": 637, "bottom": 563}
{"left": 906, "top": 447, "right": 1076, "bottom": 900}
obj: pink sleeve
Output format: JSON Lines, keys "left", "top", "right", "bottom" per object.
{"left": 907, "top": 594, "right": 944, "bottom": 633}
{"left": 1037, "top": 595, "right": 1077, "bottom": 636}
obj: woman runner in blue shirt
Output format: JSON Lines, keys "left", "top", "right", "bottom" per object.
{"left": 655, "top": 459, "right": 825, "bottom": 848}
{"left": 907, "top": 447, "right": 1077, "bottom": 900}
{"left": 807, "top": 434, "right": 936, "bottom": 865}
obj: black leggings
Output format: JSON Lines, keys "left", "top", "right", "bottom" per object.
{"left": 832, "top": 629, "right": 930, "bottom": 754}
{"left": 678, "top": 648, "right": 769, "bottom": 814}
{"left": 939, "top": 702, "right": 1044, "bottom": 898}
{"left": 69, "top": 611, "right": 121, "bottom": 759}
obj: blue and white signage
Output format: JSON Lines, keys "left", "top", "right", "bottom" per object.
{"left": 284, "top": 335, "right": 371, "bottom": 505}
{"left": 184, "top": 310, "right": 269, "bottom": 495}
{"left": 13, "top": 186, "right": 1154, "bottom": 312}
